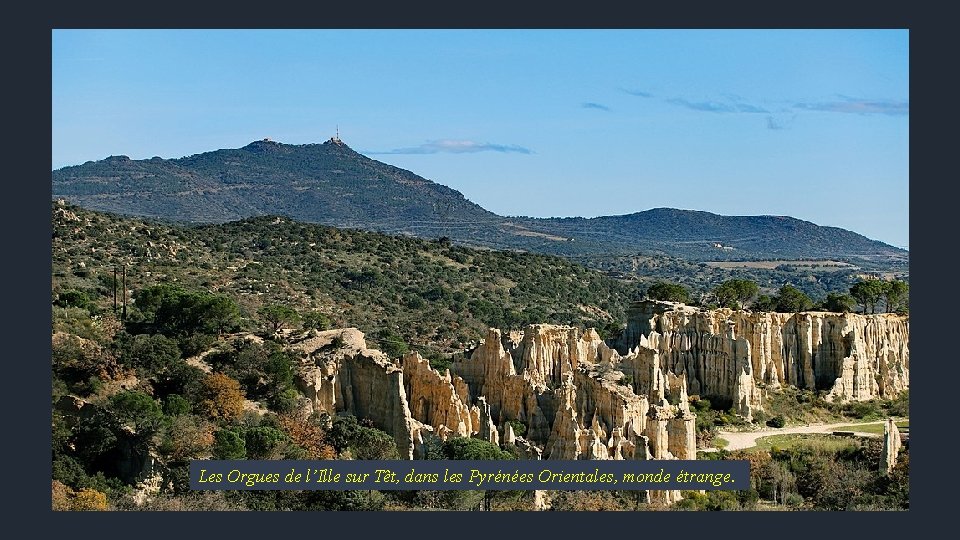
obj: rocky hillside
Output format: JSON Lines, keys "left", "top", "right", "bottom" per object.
{"left": 52, "top": 201, "right": 633, "bottom": 361}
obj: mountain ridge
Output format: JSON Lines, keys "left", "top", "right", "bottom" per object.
{"left": 52, "top": 138, "right": 907, "bottom": 266}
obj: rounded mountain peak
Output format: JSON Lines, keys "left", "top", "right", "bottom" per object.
{"left": 323, "top": 136, "right": 350, "bottom": 148}
{"left": 240, "top": 139, "right": 289, "bottom": 155}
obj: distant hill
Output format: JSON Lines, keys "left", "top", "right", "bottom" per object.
{"left": 53, "top": 138, "right": 908, "bottom": 267}
{"left": 516, "top": 209, "right": 907, "bottom": 264}
{"left": 52, "top": 138, "right": 498, "bottom": 227}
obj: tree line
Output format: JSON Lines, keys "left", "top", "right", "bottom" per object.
{"left": 645, "top": 277, "right": 908, "bottom": 314}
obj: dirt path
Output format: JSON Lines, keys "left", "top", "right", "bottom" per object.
{"left": 710, "top": 420, "right": 891, "bottom": 451}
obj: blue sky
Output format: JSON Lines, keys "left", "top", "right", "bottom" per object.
{"left": 52, "top": 29, "right": 909, "bottom": 248}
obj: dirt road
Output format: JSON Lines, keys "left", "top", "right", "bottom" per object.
{"left": 710, "top": 420, "right": 891, "bottom": 451}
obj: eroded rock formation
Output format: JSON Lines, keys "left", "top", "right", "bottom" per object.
{"left": 292, "top": 328, "right": 429, "bottom": 459}
{"left": 617, "top": 301, "right": 909, "bottom": 419}
{"left": 292, "top": 324, "right": 695, "bottom": 503}
{"left": 400, "top": 351, "right": 475, "bottom": 440}
{"left": 449, "top": 325, "right": 694, "bottom": 462}
{"left": 881, "top": 418, "right": 902, "bottom": 474}
{"left": 288, "top": 300, "right": 908, "bottom": 506}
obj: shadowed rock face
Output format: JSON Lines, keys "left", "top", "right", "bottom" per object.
{"left": 617, "top": 301, "right": 909, "bottom": 419}
{"left": 400, "top": 352, "right": 476, "bottom": 440}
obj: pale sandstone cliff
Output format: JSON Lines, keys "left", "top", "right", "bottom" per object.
{"left": 292, "top": 329, "right": 429, "bottom": 459}
{"left": 400, "top": 351, "right": 476, "bottom": 440}
{"left": 281, "top": 293, "right": 910, "bottom": 511}
{"left": 617, "top": 301, "right": 909, "bottom": 419}
{"left": 449, "top": 325, "right": 694, "bottom": 462}
{"left": 290, "top": 325, "right": 698, "bottom": 464}
{"left": 287, "top": 300, "right": 907, "bottom": 505}
{"left": 292, "top": 324, "right": 694, "bottom": 503}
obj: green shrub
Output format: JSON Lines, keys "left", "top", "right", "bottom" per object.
{"left": 302, "top": 311, "right": 331, "bottom": 330}
{"left": 426, "top": 351, "right": 452, "bottom": 372}
{"left": 442, "top": 437, "right": 514, "bottom": 460}
{"left": 54, "top": 289, "right": 97, "bottom": 313}
{"left": 692, "top": 397, "right": 712, "bottom": 413}
{"left": 116, "top": 333, "right": 182, "bottom": 377}
{"left": 163, "top": 394, "right": 192, "bottom": 416}
{"left": 328, "top": 415, "right": 400, "bottom": 459}
{"left": 888, "top": 391, "right": 909, "bottom": 417}
{"left": 766, "top": 415, "right": 786, "bottom": 428}
{"left": 269, "top": 387, "right": 301, "bottom": 414}
{"left": 506, "top": 419, "right": 527, "bottom": 438}
{"left": 244, "top": 427, "right": 290, "bottom": 459}
{"left": 212, "top": 429, "right": 246, "bottom": 459}
{"left": 785, "top": 493, "right": 805, "bottom": 507}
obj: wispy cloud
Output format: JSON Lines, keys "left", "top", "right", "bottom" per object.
{"left": 622, "top": 88, "right": 653, "bottom": 98}
{"left": 581, "top": 102, "right": 611, "bottom": 112}
{"left": 793, "top": 97, "right": 908, "bottom": 116}
{"left": 368, "top": 139, "right": 533, "bottom": 155}
{"left": 668, "top": 97, "right": 769, "bottom": 114}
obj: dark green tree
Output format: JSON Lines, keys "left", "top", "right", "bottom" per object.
{"left": 441, "top": 437, "right": 514, "bottom": 460}
{"left": 133, "top": 284, "right": 240, "bottom": 337}
{"left": 163, "top": 394, "right": 193, "bottom": 416}
{"left": 753, "top": 294, "right": 777, "bottom": 312}
{"left": 115, "top": 333, "right": 182, "bottom": 377}
{"left": 820, "top": 292, "right": 856, "bottom": 313}
{"left": 645, "top": 281, "right": 690, "bottom": 304}
{"left": 850, "top": 279, "right": 886, "bottom": 314}
{"left": 212, "top": 429, "right": 247, "bottom": 460}
{"left": 882, "top": 280, "right": 909, "bottom": 313}
{"left": 203, "top": 295, "right": 242, "bottom": 335}
{"left": 713, "top": 279, "right": 759, "bottom": 309}
{"left": 774, "top": 285, "right": 813, "bottom": 313}
{"left": 301, "top": 311, "right": 331, "bottom": 331}
{"left": 109, "top": 391, "right": 164, "bottom": 434}
{"left": 327, "top": 415, "right": 399, "bottom": 459}
{"left": 244, "top": 426, "right": 292, "bottom": 459}
{"left": 258, "top": 304, "right": 301, "bottom": 333}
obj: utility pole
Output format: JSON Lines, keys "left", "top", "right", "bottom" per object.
{"left": 121, "top": 265, "right": 127, "bottom": 320}
{"left": 113, "top": 266, "right": 118, "bottom": 313}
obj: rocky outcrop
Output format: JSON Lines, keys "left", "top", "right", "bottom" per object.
{"left": 617, "top": 301, "right": 909, "bottom": 418}
{"left": 292, "top": 324, "right": 696, "bottom": 504}
{"left": 287, "top": 301, "right": 907, "bottom": 506}
{"left": 451, "top": 328, "right": 554, "bottom": 442}
{"left": 881, "top": 418, "right": 902, "bottom": 474}
{"left": 533, "top": 490, "right": 551, "bottom": 511}
{"left": 451, "top": 325, "right": 697, "bottom": 491}
{"left": 477, "top": 397, "right": 500, "bottom": 446}
{"left": 293, "top": 328, "right": 428, "bottom": 459}
{"left": 401, "top": 351, "right": 475, "bottom": 439}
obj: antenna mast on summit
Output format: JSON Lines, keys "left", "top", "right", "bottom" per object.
{"left": 336, "top": 125, "right": 340, "bottom": 141}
